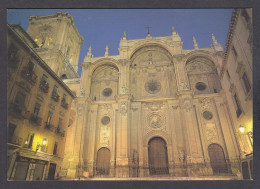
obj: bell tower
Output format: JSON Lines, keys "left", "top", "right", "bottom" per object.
{"left": 27, "top": 11, "right": 84, "bottom": 78}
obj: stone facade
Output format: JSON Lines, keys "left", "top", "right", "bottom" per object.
{"left": 7, "top": 9, "right": 253, "bottom": 180}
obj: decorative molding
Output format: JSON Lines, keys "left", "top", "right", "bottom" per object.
{"left": 48, "top": 103, "right": 56, "bottom": 110}
{"left": 205, "top": 123, "right": 218, "bottom": 142}
{"left": 36, "top": 94, "right": 44, "bottom": 102}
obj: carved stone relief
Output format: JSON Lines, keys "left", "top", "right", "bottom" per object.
{"left": 120, "top": 101, "right": 128, "bottom": 116}
{"left": 199, "top": 97, "right": 212, "bottom": 110}
{"left": 182, "top": 98, "right": 192, "bottom": 112}
{"left": 100, "top": 126, "right": 110, "bottom": 145}
{"left": 144, "top": 102, "right": 164, "bottom": 111}
{"left": 205, "top": 123, "right": 218, "bottom": 142}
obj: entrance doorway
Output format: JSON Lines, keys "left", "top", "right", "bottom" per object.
{"left": 47, "top": 163, "right": 56, "bottom": 180}
{"left": 96, "top": 147, "right": 110, "bottom": 176}
{"left": 148, "top": 137, "right": 169, "bottom": 175}
{"left": 208, "top": 143, "right": 229, "bottom": 174}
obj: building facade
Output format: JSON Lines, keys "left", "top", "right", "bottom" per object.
{"left": 7, "top": 9, "right": 253, "bottom": 180}
{"left": 7, "top": 24, "right": 75, "bottom": 180}
{"left": 220, "top": 9, "right": 253, "bottom": 179}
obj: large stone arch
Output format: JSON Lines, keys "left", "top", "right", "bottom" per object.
{"left": 129, "top": 42, "right": 173, "bottom": 63}
{"left": 89, "top": 59, "right": 120, "bottom": 101}
{"left": 184, "top": 51, "right": 222, "bottom": 94}
{"left": 143, "top": 130, "right": 172, "bottom": 146}
{"left": 183, "top": 50, "right": 219, "bottom": 68}
{"left": 90, "top": 58, "right": 121, "bottom": 76}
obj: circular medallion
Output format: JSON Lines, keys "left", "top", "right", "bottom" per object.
{"left": 102, "top": 88, "right": 112, "bottom": 97}
{"left": 145, "top": 80, "right": 161, "bottom": 94}
{"left": 203, "top": 111, "right": 213, "bottom": 120}
{"left": 148, "top": 114, "right": 162, "bottom": 128}
{"left": 196, "top": 82, "right": 207, "bottom": 91}
{"left": 101, "top": 116, "right": 110, "bottom": 125}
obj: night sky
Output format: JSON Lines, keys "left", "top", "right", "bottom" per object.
{"left": 7, "top": 9, "right": 233, "bottom": 76}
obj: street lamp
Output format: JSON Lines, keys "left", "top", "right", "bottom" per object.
{"left": 239, "top": 125, "right": 245, "bottom": 133}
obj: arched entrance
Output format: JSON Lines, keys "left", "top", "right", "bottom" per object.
{"left": 148, "top": 137, "right": 169, "bottom": 175}
{"left": 96, "top": 147, "right": 110, "bottom": 176}
{"left": 208, "top": 143, "right": 229, "bottom": 174}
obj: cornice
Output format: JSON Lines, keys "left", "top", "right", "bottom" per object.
{"left": 222, "top": 9, "right": 240, "bottom": 70}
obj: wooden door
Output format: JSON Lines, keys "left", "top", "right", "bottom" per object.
{"left": 208, "top": 144, "right": 228, "bottom": 174}
{"left": 148, "top": 137, "right": 169, "bottom": 175}
{"left": 96, "top": 148, "right": 110, "bottom": 176}
{"left": 47, "top": 163, "right": 56, "bottom": 180}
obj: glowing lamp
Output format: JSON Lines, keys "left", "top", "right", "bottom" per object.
{"left": 42, "top": 139, "right": 47, "bottom": 145}
{"left": 239, "top": 125, "right": 245, "bottom": 133}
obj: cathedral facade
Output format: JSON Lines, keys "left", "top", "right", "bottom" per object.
{"left": 7, "top": 9, "right": 253, "bottom": 180}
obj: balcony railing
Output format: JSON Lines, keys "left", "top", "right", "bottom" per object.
{"left": 30, "top": 115, "right": 42, "bottom": 126}
{"left": 55, "top": 127, "right": 65, "bottom": 137}
{"left": 45, "top": 123, "right": 55, "bottom": 131}
{"left": 9, "top": 103, "right": 30, "bottom": 119}
{"left": 51, "top": 92, "right": 60, "bottom": 102}
{"left": 8, "top": 136, "right": 24, "bottom": 146}
{"left": 39, "top": 80, "right": 49, "bottom": 93}
{"left": 21, "top": 67, "right": 37, "bottom": 85}
{"left": 61, "top": 100, "right": 68, "bottom": 109}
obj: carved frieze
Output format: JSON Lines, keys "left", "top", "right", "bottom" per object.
{"left": 144, "top": 102, "right": 164, "bottom": 111}
{"left": 99, "top": 104, "right": 112, "bottom": 115}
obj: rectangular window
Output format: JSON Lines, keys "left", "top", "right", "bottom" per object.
{"left": 242, "top": 9, "right": 250, "bottom": 23}
{"left": 53, "top": 85, "right": 58, "bottom": 94}
{"left": 226, "top": 70, "right": 231, "bottom": 79}
{"left": 14, "top": 92, "right": 26, "bottom": 107}
{"left": 53, "top": 142, "right": 58, "bottom": 155}
{"left": 242, "top": 72, "right": 251, "bottom": 93}
{"left": 233, "top": 93, "right": 242, "bottom": 117}
{"left": 46, "top": 111, "right": 53, "bottom": 125}
{"left": 28, "top": 61, "right": 35, "bottom": 75}
{"left": 58, "top": 118, "right": 62, "bottom": 129}
{"left": 28, "top": 134, "right": 34, "bottom": 148}
{"left": 62, "top": 94, "right": 67, "bottom": 102}
{"left": 33, "top": 103, "right": 41, "bottom": 118}
{"left": 8, "top": 44, "right": 18, "bottom": 61}
{"left": 8, "top": 123, "right": 16, "bottom": 142}
{"left": 232, "top": 46, "right": 238, "bottom": 57}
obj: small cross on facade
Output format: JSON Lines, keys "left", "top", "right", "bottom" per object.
{"left": 145, "top": 25, "right": 152, "bottom": 34}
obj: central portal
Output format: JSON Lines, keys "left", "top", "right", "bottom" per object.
{"left": 148, "top": 137, "right": 169, "bottom": 176}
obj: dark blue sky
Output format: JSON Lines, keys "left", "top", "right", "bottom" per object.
{"left": 7, "top": 9, "right": 233, "bottom": 76}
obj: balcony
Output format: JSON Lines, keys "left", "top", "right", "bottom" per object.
{"left": 30, "top": 115, "right": 42, "bottom": 126}
{"left": 9, "top": 103, "right": 30, "bottom": 119}
{"left": 21, "top": 67, "right": 37, "bottom": 85}
{"left": 61, "top": 99, "right": 68, "bottom": 109}
{"left": 8, "top": 136, "right": 24, "bottom": 146}
{"left": 55, "top": 127, "right": 65, "bottom": 137}
{"left": 39, "top": 80, "right": 49, "bottom": 93}
{"left": 51, "top": 92, "right": 60, "bottom": 102}
{"left": 45, "top": 123, "right": 55, "bottom": 132}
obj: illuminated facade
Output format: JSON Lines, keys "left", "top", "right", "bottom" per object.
{"left": 7, "top": 24, "right": 75, "bottom": 180}
{"left": 7, "top": 9, "right": 252, "bottom": 180}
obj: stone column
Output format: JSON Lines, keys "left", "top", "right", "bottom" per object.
{"left": 214, "top": 98, "right": 241, "bottom": 174}
{"left": 115, "top": 94, "right": 131, "bottom": 177}
{"left": 179, "top": 92, "right": 204, "bottom": 177}
{"left": 84, "top": 103, "right": 98, "bottom": 177}
{"left": 65, "top": 98, "right": 87, "bottom": 179}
